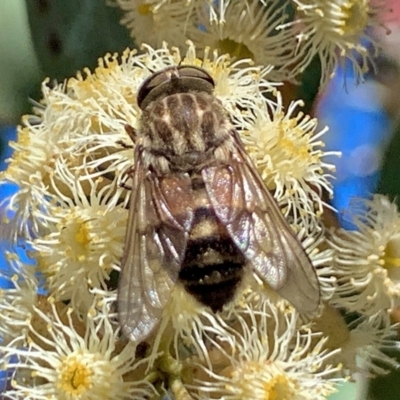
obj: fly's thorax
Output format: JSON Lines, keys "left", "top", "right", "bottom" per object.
{"left": 139, "top": 92, "right": 234, "bottom": 172}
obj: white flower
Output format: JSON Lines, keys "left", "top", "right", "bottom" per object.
{"left": 284, "top": 0, "right": 389, "bottom": 84}
{"left": 238, "top": 93, "right": 337, "bottom": 229}
{"left": 112, "top": 0, "right": 200, "bottom": 49}
{"left": 297, "top": 225, "right": 337, "bottom": 301}
{"left": 30, "top": 178, "right": 127, "bottom": 314}
{"left": 177, "top": 298, "right": 341, "bottom": 399}
{"left": 113, "top": 0, "right": 232, "bottom": 31}
{"left": 330, "top": 194, "right": 400, "bottom": 315}
{"left": 314, "top": 306, "right": 399, "bottom": 375}
{"left": 0, "top": 298, "right": 155, "bottom": 400}
{"left": 342, "top": 312, "right": 399, "bottom": 375}
{"left": 193, "top": 0, "right": 296, "bottom": 81}
{"left": 0, "top": 252, "right": 37, "bottom": 346}
{"left": 113, "top": 1, "right": 296, "bottom": 82}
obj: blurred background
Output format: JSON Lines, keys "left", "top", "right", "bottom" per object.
{"left": 1, "top": 1, "right": 400, "bottom": 398}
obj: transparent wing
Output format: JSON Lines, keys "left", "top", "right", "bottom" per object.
{"left": 202, "top": 132, "right": 320, "bottom": 312}
{"left": 118, "top": 149, "right": 193, "bottom": 342}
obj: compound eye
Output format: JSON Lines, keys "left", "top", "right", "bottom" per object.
{"left": 137, "top": 66, "right": 215, "bottom": 110}
{"left": 176, "top": 66, "right": 214, "bottom": 87}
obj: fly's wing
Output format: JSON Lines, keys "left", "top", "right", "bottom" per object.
{"left": 118, "top": 150, "right": 193, "bottom": 342}
{"left": 202, "top": 132, "right": 320, "bottom": 312}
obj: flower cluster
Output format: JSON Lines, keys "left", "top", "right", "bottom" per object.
{"left": 111, "top": 0, "right": 388, "bottom": 85}
{"left": 0, "top": 1, "right": 397, "bottom": 399}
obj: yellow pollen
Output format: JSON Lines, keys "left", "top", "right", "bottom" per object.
{"left": 280, "top": 136, "right": 308, "bottom": 158}
{"left": 217, "top": 38, "right": 254, "bottom": 61}
{"left": 58, "top": 356, "right": 93, "bottom": 395}
{"left": 264, "top": 374, "right": 295, "bottom": 400}
{"left": 17, "top": 127, "right": 31, "bottom": 147}
{"left": 277, "top": 120, "right": 312, "bottom": 163}
{"left": 138, "top": 3, "right": 153, "bottom": 16}
{"left": 75, "top": 222, "right": 90, "bottom": 245}
{"left": 225, "top": 361, "right": 296, "bottom": 400}
{"left": 340, "top": 0, "right": 369, "bottom": 37}
{"left": 383, "top": 239, "right": 400, "bottom": 269}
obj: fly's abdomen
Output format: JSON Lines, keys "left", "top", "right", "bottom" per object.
{"left": 179, "top": 208, "right": 245, "bottom": 312}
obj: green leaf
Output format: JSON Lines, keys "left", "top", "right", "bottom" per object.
{"left": 377, "top": 119, "right": 400, "bottom": 208}
{"left": 25, "top": 0, "right": 133, "bottom": 80}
